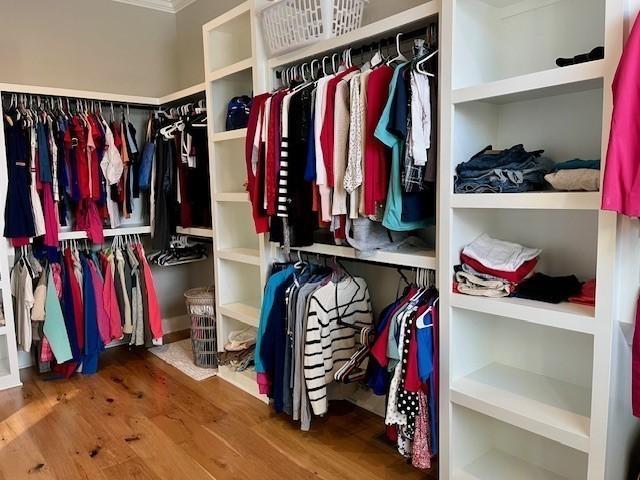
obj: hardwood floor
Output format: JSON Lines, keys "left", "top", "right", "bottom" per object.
{"left": 0, "top": 338, "right": 437, "bottom": 479}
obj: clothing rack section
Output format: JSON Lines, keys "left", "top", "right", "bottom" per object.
{"left": 152, "top": 91, "right": 213, "bottom": 245}
{"left": 249, "top": 23, "right": 439, "bottom": 269}
{"left": 11, "top": 235, "right": 163, "bottom": 380}
{"left": 256, "top": 256, "right": 439, "bottom": 471}
{"left": 1, "top": 91, "right": 155, "bottom": 249}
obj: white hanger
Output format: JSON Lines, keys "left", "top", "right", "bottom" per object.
{"left": 322, "top": 56, "right": 330, "bottom": 77}
{"left": 415, "top": 48, "right": 438, "bottom": 77}
{"left": 387, "top": 33, "right": 408, "bottom": 65}
{"left": 310, "top": 59, "right": 320, "bottom": 80}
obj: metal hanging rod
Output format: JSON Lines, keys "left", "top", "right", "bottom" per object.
{"left": 275, "top": 23, "right": 438, "bottom": 79}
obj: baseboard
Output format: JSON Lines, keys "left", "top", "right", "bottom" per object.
{"left": 18, "top": 315, "right": 191, "bottom": 370}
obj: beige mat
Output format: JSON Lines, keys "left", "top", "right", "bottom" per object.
{"left": 149, "top": 339, "right": 217, "bottom": 381}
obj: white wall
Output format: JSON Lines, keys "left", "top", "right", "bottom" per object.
{"left": 0, "top": 0, "right": 178, "bottom": 97}
{"left": 363, "top": 0, "right": 427, "bottom": 23}
{"left": 0, "top": 0, "right": 432, "bottom": 95}
{"left": 175, "top": 0, "right": 245, "bottom": 89}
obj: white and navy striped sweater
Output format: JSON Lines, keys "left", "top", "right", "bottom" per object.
{"left": 304, "top": 277, "right": 372, "bottom": 415}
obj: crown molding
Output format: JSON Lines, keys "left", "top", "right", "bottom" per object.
{"left": 112, "top": 0, "right": 199, "bottom": 14}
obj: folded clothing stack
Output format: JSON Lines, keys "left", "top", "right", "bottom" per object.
{"left": 218, "top": 328, "right": 256, "bottom": 372}
{"left": 455, "top": 144, "right": 554, "bottom": 194}
{"left": 544, "top": 159, "right": 601, "bottom": 192}
{"left": 454, "top": 234, "right": 541, "bottom": 297}
{"left": 568, "top": 278, "right": 596, "bottom": 306}
{"left": 514, "top": 273, "right": 582, "bottom": 304}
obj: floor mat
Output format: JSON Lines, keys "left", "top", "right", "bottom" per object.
{"left": 149, "top": 339, "right": 217, "bottom": 381}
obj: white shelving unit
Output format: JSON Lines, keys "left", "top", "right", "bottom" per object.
{"left": 203, "top": 0, "right": 269, "bottom": 403}
{"left": 439, "top": 0, "right": 632, "bottom": 479}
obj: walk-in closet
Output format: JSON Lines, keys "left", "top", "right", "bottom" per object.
{"left": 0, "top": 0, "right": 639, "bottom": 479}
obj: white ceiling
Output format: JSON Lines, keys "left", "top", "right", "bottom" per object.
{"left": 112, "top": 0, "right": 198, "bottom": 14}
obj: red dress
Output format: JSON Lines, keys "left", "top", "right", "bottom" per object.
{"left": 363, "top": 65, "right": 394, "bottom": 216}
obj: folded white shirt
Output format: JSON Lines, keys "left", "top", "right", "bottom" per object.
{"left": 462, "top": 233, "right": 541, "bottom": 273}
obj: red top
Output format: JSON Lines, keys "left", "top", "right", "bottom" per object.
{"left": 460, "top": 253, "right": 537, "bottom": 284}
{"left": 266, "top": 90, "right": 287, "bottom": 216}
{"left": 320, "top": 67, "right": 358, "bottom": 187}
{"left": 65, "top": 117, "right": 91, "bottom": 200}
{"left": 364, "top": 65, "right": 394, "bottom": 215}
{"left": 245, "top": 93, "right": 271, "bottom": 234}
{"left": 87, "top": 115, "right": 103, "bottom": 200}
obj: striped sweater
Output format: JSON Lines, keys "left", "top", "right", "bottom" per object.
{"left": 304, "top": 277, "right": 373, "bottom": 415}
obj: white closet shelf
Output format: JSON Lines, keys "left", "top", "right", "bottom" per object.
{"left": 453, "top": 449, "right": 570, "bottom": 480}
{"left": 451, "top": 294, "right": 595, "bottom": 334}
{"left": 176, "top": 227, "right": 214, "bottom": 238}
{"left": 217, "top": 365, "right": 267, "bottom": 403}
{"left": 215, "top": 192, "right": 249, "bottom": 203}
{"left": 219, "top": 300, "right": 260, "bottom": 328}
{"left": 450, "top": 192, "right": 601, "bottom": 210}
{"left": 212, "top": 128, "right": 247, "bottom": 143}
{"left": 452, "top": 61, "right": 605, "bottom": 105}
{"left": 217, "top": 248, "right": 261, "bottom": 265}
{"left": 202, "top": 1, "right": 250, "bottom": 33}
{"left": 0, "top": 82, "right": 158, "bottom": 106}
{"left": 451, "top": 363, "right": 591, "bottom": 452}
{"left": 207, "top": 57, "right": 254, "bottom": 82}
{"left": 158, "top": 83, "right": 206, "bottom": 105}
{"left": 0, "top": 365, "right": 19, "bottom": 391}
{"left": 290, "top": 243, "right": 437, "bottom": 270}
{"left": 267, "top": 2, "right": 440, "bottom": 69}
{"left": 59, "top": 225, "right": 152, "bottom": 241}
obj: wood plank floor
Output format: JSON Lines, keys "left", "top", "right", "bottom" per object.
{"left": 0, "top": 338, "right": 437, "bottom": 479}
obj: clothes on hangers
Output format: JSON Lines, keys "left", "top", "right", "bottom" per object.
{"left": 9, "top": 238, "right": 163, "bottom": 378}
{"left": 147, "top": 235, "right": 209, "bottom": 266}
{"left": 255, "top": 257, "right": 438, "bottom": 471}
{"left": 245, "top": 35, "right": 438, "bottom": 253}
{"left": 256, "top": 261, "right": 375, "bottom": 423}
{"left": 148, "top": 102, "right": 211, "bottom": 251}
{"left": 2, "top": 95, "right": 148, "bottom": 246}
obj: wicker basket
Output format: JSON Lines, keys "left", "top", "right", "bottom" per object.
{"left": 259, "top": 0, "right": 368, "bottom": 56}
{"left": 184, "top": 287, "right": 217, "bottom": 369}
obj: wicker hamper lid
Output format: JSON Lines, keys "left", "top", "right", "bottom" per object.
{"left": 184, "top": 286, "right": 215, "bottom": 305}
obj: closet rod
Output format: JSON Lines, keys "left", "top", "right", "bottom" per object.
{"left": 275, "top": 23, "right": 438, "bottom": 78}
{"left": 160, "top": 90, "right": 206, "bottom": 110}
{"left": 0, "top": 91, "right": 156, "bottom": 110}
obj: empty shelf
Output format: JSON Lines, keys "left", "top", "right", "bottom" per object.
{"left": 176, "top": 227, "right": 214, "bottom": 238}
{"left": 217, "top": 248, "right": 261, "bottom": 265}
{"left": 451, "top": 192, "right": 600, "bottom": 210}
{"left": 451, "top": 294, "right": 595, "bottom": 334}
{"left": 219, "top": 300, "right": 260, "bottom": 328}
{"left": 451, "top": 363, "right": 591, "bottom": 452}
{"left": 454, "top": 449, "right": 570, "bottom": 480}
{"left": 212, "top": 128, "right": 248, "bottom": 142}
{"left": 207, "top": 57, "right": 253, "bottom": 82}
{"left": 217, "top": 365, "right": 267, "bottom": 403}
{"left": 452, "top": 61, "right": 605, "bottom": 105}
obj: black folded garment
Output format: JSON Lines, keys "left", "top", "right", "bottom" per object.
{"left": 513, "top": 273, "right": 582, "bottom": 304}
{"left": 556, "top": 46, "right": 604, "bottom": 67}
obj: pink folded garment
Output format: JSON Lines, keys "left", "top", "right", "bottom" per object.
{"left": 568, "top": 279, "right": 596, "bottom": 306}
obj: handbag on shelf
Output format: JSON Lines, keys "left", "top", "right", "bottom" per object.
{"left": 225, "top": 95, "right": 252, "bottom": 131}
